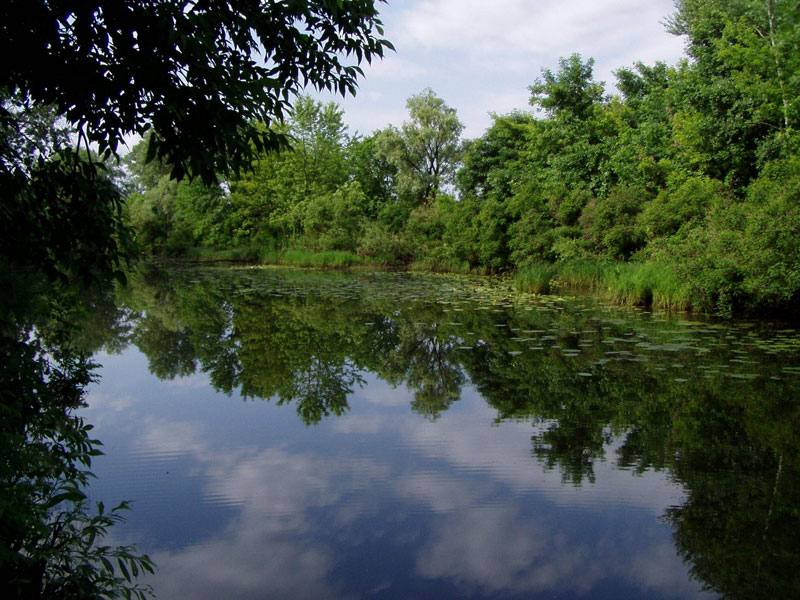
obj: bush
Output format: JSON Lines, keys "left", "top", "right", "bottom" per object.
{"left": 638, "top": 174, "right": 726, "bottom": 240}
{"left": 302, "top": 182, "right": 366, "bottom": 252}
{"left": 581, "top": 185, "right": 648, "bottom": 259}
{"left": 357, "top": 222, "right": 410, "bottom": 265}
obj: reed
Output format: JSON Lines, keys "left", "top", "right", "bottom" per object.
{"left": 280, "top": 249, "right": 363, "bottom": 267}
{"left": 514, "top": 263, "right": 558, "bottom": 294}
{"left": 514, "top": 260, "right": 692, "bottom": 310}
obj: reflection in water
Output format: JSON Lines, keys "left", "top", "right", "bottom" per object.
{"left": 82, "top": 264, "right": 800, "bottom": 599}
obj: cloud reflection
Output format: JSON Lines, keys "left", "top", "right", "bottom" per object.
{"left": 91, "top": 359, "right": 703, "bottom": 599}
{"left": 132, "top": 420, "right": 387, "bottom": 600}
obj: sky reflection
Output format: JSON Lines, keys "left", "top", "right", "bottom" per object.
{"left": 84, "top": 349, "right": 708, "bottom": 600}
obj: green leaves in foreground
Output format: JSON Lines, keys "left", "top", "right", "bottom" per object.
{"left": 1, "top": 332, "right": 155, "bottom": 599}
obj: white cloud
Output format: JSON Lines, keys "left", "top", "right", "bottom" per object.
{"left": 396, "top": 396, "right": 687, "bottom": 515}
{"left": 84, "top": 390, "right": 135, "bottom": 414}
{"left": 131, "top": 423, "right": 388, "bottom": 599}
{"left": 322, "top": 0, "right": 685, "bottom": 137}
{"left": 394, "top": 0, "right": 682, "bottom": 67}
{"left": 410, "top": 502, "right": 705, "bottom": 597}
{"left": 362, "top": 54, "right": 430, "bottom": 81}
{"left": 88, "top": 351, "right": 703, "bottom": 599}
{"left": 359, "top": 379, "right": 415, "bottom": 406}
{"left": 163, "top": 371, "right": 211, "bottom": 389}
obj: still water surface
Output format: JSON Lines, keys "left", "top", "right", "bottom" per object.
{"left": 82, "top": 265, "right": 800, "bottom": 599}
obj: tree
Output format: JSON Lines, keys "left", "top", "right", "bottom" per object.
{"left": 1, "top": 0, "right": 393, "bottom": 181}
{"left": 456, "top": 112, "right": 536, "bottom": 270}
{"left": 124, "top": 134, "right": 228, "bottom": 253}
{"left": 227, "top": 97, "right": 352, "bottom": 244}
{"left": 1, "top": 0, "right": 393, "bottom": 285}
{"left": 529, "top": 54, "right": 605, "bottom": 122}
{"left": 1, "top": 91, "right": 132, "bottom": 288}
{"left": 347, "top": 133, "right": 398, "bottom": 219}
{"left": 664, "top": 0, "right": 799, "bottom": 187}
{"left": 378, "top": 89, "right": 464, "bottom": 205}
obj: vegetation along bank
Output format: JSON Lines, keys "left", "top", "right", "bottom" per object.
{"left": 124, "top": 1, "right": 800, "bottom": 319}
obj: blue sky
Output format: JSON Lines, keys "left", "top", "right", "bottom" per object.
{"left": 317, "top": 0, "right": 687, "bottom": 139}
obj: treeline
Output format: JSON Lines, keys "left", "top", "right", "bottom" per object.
{"left": 125, "top": 0, "right": 800, "bottom": 317}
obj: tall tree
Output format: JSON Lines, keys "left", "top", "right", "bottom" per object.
{"left": 666, "top": 0, "right": 799, "bottom": 185}
{"left": 226, "top": 97, "right": 351, "bottom": 243}
{"left": 378, "top": 89, "right": 464, "bottom": 205}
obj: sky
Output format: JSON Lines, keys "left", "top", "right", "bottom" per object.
{"left": 316, "top": 0, "right": 688, "bottom": 139}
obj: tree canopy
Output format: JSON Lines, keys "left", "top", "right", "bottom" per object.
{"left": 377, "top": 89, "right": 464, "bottom": 205}
{"left": 1, "top": 0, "right": 393, "bottom": 181}
{"left": 0, "top": 0, "right": 393, "bottom": 287}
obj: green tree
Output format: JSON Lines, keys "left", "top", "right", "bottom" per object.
{"left": 1, "top": 92, "right": 131, "bottom": 288}
{"left": 665, "top": 0, "right": 798, "bottom": 187}
{"left": 303, "top": 182, "right": 368, "bottom": 252}
{"left": 529, "top": 54, "right": 606, "bottom": 122}
{"left": 227, "top": 97, "right": 352, "bottom": 245}
{"left": 2, "top": 0, "right": 392, "bottom": 183}
{"left": 347, "top": 133, "right": 398, "bottom": 219}
{"left": 455, "top": 112, "right": 535, "bottom": 270}
{"left": 377, "top": 89, "right": 464, "bottom": 205}
{"left": 124, "top": 135, "right": 228, "bottom": 253}
{"left": 2, "top": 0, "right": 392, "bottom": 286}
{"left": 609, "top": 61, "right": 676, "bottom": 193}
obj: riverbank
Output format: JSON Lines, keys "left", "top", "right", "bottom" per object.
{"left": 152, "top": 247, "right": 799, "bottom": 319}
{"left": 178, "top": 246, "right": 483, "bottom": 273}
{"left": 146, "top": 248, "right": 692, "bottom": 311}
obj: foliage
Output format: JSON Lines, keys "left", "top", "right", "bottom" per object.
{"left": 225, "top": 98, "right": 353, "bottom": 247}
{"left": 118, "top": 1, "right": 800, "bottom": 317}
{"left": 1, "top": 93, "right": 131, "bottom": 287}
{"left": 346, "top": 133, "right": 398, "bottom": 219}
{"left": 515, "top": 260, "right": 691, "bottom": 310}
{"left": 303, "top": 182, "right": 367, "bottom": 252}
{"left": 376, "top": 89, "right": 464, "bottom": 205}
{"left": 2, "top": 0, "right": 393, "bottom": 183}
{"left": 357, "top": 221, "right": 411, "bottom": 265}
{"left": 1, "top": 329, "right": 154, "bottom": 599}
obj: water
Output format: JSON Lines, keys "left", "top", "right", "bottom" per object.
{"left": 81, "top": 265, "right": 800, "bottom": 599}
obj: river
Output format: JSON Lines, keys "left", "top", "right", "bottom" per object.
{"left": 80, "top": 264, "right": 800, "bottom": 599}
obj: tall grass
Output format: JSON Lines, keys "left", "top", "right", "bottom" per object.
{"left": 555, "top": 261, "right": 607, "bottom": 291}
{"left": 182, "top": 245, "right": 262, "bottom": 262}
{"left": 515, "top": 260, "right": 692, "bottom": 311}
{"left": 515, "top": 263, "right": 558, "bottom": 294}
{"left": 605, "top": 262, "right": 691, "bottom": 310}
{"left": 279, "top": 249, "right": 364, "bottom": 268}
{"left": 181, "top": 245, "right": 366, "bottom": 268}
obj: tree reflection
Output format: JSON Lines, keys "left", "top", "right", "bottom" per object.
{"left": 376, "top": 319, "right": 464, "bottom": 420}
{"left": 91, "top": 264, "right": 800, "bottom": 599}
{"left": 1, "top": 279, "right": 155, "bottom": 598}
{"left": 664, "top": 388, "right": 800, "bottom": 600}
